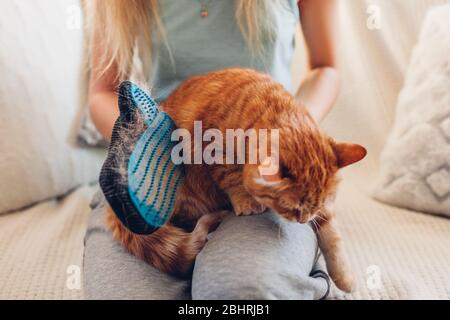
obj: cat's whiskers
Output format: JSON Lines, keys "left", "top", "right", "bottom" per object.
{"left": 316, "top": 215, "right": 329, "bottom": 223}
{"left": 312, "top": 219, "right": 319, "bottom": 231}
{"left": 311, "top": 219, "right": 324, "bottom": 240}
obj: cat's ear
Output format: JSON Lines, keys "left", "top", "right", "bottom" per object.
{"left": 334, "top": 143, "right": 367, "bottom": 168}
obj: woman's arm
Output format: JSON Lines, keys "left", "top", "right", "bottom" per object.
{"left": 88, "top": 28, "right": 120, "bottom": 141}
{"left": 296, "top": 0, "right": 340, "bottom": 123}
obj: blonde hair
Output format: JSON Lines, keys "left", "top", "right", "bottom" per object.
{"left": 86, "top": 0, "right": 279, "bottom": 81}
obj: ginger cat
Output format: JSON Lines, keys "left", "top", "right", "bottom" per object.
{"left": 106, "top": 69, "right": 366, "bottom": 293}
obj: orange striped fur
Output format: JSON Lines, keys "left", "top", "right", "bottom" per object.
{"left": 107, "top": 69, "right": 366, "bottom": 291}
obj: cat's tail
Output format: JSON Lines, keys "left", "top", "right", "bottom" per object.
{"left": 106, "top": 207, "right": 226, "bottom": 276}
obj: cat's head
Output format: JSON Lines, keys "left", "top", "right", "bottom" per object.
{"left": 243, "top": 133, "right": 366, "bottom": 223}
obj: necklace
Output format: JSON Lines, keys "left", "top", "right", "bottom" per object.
{"left": 198, "top": 0, "right": 211, "bottom": 18}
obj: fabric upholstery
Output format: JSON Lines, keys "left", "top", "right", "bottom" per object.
{"left": 0, "top": 0, "right": 104, "bottom": 214}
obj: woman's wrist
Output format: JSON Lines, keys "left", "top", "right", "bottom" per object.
{"left": 295, "top": 67, "right": 340, "bottom": 123}
{"left": 88, "top": 91, "right": 120, "bottom": 141}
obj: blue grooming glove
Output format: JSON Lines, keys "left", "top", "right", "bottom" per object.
{"left": 99, "top": 81, "right": 185, "bottom": 235}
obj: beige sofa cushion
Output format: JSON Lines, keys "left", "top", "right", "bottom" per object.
{"left": 0, "top": 185, "right": 97, "bottom": 299}
{"left": 319, "top": 0, "right": 450, "bottom": 299}
{"left": 0, "top": 0, "right": 104, "bottom": 214}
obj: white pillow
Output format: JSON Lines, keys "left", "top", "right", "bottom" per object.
{"left": 0, "top": 0, "right": 105, "bottom": 213}
{"left": 374, "top": 5, "right": 450, "bottom": 217}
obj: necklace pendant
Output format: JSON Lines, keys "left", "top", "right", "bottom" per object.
{"left": 200, "top": 5, "right": 208, "bottom": 18}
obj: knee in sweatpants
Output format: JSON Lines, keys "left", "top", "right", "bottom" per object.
{"left": 192, "top": 268, "right": 279, "bottom": 300}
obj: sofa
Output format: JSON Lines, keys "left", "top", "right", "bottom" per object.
{"left": 0, "top": 0, "right": 449, "bottom": 299}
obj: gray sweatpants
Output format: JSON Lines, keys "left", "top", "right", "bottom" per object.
{"left": 83, "top": 192, "right": 330, "bottom": 300}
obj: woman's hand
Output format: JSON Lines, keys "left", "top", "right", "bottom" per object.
{"left": 89, "top": 90, "right": 119, "bottom": 141}
{"left": 296, "top": 67, "right": 340, "bottom": 123}
{"left": 87, "top": 24, "right": 121, "bottom": 141}
{"left": 296, "top": 0, "right": 340, "bottom": 123}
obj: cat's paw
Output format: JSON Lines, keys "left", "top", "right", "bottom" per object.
{"left": 232, "top": 196, "right": 267, "bottom": 216}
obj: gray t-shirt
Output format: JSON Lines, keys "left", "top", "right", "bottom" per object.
{"left": 149, "top": 0, "right": 300, "bottom": 103}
